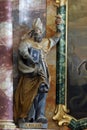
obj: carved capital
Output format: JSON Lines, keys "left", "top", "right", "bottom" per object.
{"left": 56, "top": 0, "right": 60, "bottom": 4}
{"left": 60, "top": 0, "right": 67, "bottom": 6}
{"left": 54, "top": 0, "right": 60, "bottom": 7}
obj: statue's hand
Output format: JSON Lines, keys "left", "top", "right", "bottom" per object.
{"left": 55, "top": 14, "right": 63, "bottom": 25}
{"left": 55, "top": 14, "right": 63, "bottom": 37}
{"left": 36, "top": 68, "right": 44, "bottom": 77}
{"left": 34, "top": 65, "right": 42, "bottom": 75}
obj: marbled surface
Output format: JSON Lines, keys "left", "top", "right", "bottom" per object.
{"left": 46, "top": 0, "right": 58, "bottom": 129}
{"left": 0, "top": 0, "right": 13, "bottom": 120}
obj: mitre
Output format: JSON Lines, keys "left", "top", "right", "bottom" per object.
{"left": 32, "top": 18, "right": 43, "bottom": 33}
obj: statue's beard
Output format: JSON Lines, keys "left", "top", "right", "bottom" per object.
{"left": 34, "top": 33, "right": 43, "bottom": 43}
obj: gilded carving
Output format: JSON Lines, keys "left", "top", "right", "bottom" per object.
{"left": 53, "top": 104, "right": 76, "bottom": 126}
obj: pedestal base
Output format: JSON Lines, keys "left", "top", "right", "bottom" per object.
{"left": 19, "top": 122, "right": 48, "bottom": 129}
{"left": 0, "top": 120, "right": 16, "bottom": 129}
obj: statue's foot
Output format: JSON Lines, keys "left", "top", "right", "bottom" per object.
{"left": 18, "top": 118, "right": 25, "bottom": 123}
{"left": 26, "top": 118, "right": 34, "bottom": 123}
{"left": 36, "top": 116, "right": 48, "bottom": 123}
{"left": 29, "top": 118, "right": 34, "bottom": 122}
{"left": 18, "top": 118, "right": 25, "bottom": 127}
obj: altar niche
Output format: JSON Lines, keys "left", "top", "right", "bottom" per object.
{"left": 13, "top": 0, "right": 59, "bottom": 129}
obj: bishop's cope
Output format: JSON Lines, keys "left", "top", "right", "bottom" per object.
{"left": 13, "top": 17, "right": 61, "bottom": 127}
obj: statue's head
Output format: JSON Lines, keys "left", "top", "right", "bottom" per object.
{"left": 32, "top": 18, "right": 44, "bottom": 43}
{"left": 32, "top": 18, "right": 43, "bottom": 33}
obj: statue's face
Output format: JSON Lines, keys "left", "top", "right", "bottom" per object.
{"left": 34, "top": 28, "right": 43, "bottom": 43}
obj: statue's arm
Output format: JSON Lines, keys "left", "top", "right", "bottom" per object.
{"left": 18, "top": 41, "right": 35, "bottom": 65}
{"left": 18, "top": 41, "right": 42, "bottom": 75}
{"left": 49, "top": 30, "right": 61, "bottom": 48}
{"left": 49, "top": 14, "right": 62, "bottom": 48}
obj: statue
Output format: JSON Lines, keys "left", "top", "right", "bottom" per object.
{"left": 13, "top": 16, "right": 61, "bottom": 128}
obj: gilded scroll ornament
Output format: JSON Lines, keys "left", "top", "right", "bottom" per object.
{"left": 53, "top": 104, "right": 76, "bottom": 126}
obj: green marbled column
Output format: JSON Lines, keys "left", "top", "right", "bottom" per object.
{"left": 56, "top": 5, "right": 66, "bottom": 104}
{"left": 68, "top": 118, "right": 87, "bottom": 130}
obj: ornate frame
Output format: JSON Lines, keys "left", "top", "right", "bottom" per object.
{"left": 53, "top": 0, "right": 87, "bottom": 130}
{"left": 0, "top": 0, "right": 87, "bottom": 129}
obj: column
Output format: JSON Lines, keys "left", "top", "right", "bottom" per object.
{"left": 0, "top": 0, "right": 16, "bottom": 129}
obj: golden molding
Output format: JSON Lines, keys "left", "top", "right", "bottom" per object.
{"left": 55, "top": 0, "right": 67, "bottom": 6}
{"left": 56, "top": 0, "right": 60, "bottom": 4}
{"left": 60, "top": 0, "right": 67, "bottom": 6}
{"left": 53, "top": 104, "right": 77, "bottom": 126}
{"left": 54, "top": 0, "right": 60, "bottom": 7}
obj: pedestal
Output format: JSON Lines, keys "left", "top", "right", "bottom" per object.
{"left": 18, "top": 122, "right": 48, "bottom": 129}
{"left": 0, "top": 120, "right": 16, "bottom": 129}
